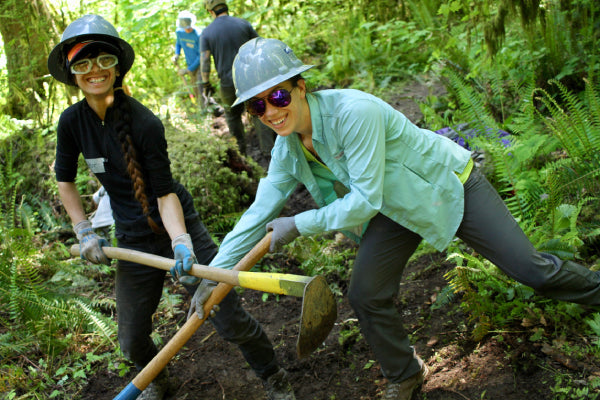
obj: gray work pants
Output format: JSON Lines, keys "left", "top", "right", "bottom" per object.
{"left": 115, "top": 214, "right": 278, "bottom": 379}
{"left": 348, "top": 169, "right": 600, "bottom": 383}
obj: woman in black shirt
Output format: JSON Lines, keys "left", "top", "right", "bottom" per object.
{"left": 47, "top": 14, "right": 294, "bottom": 400}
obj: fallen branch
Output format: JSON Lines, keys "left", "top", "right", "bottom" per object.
{"left": 541, "top": 343, "right": 600, "bottom": 376}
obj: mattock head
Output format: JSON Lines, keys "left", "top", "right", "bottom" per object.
{"left": 296, "top": 275, "right": 337, "bottom": 358}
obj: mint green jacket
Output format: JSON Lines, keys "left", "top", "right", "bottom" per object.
{"left": 210, "top": 89, "right": 471, "bottom": 270}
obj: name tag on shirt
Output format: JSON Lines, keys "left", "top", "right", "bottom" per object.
{"left": 86, "top": 157, "right": 107, "bottom": 174}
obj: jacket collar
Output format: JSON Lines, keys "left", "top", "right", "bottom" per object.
{"left": 307, "top": 93, "right": 324, "bottom": 146}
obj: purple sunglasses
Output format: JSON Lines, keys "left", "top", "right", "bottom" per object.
{"left": 246, "top": 87, "right": 295, "bottom": 116}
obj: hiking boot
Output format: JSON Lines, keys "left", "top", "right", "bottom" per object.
{"left": 262, "top": 368, "right": 296, "bottom": 400}
{"left": 382, "top": 357, "right": 428, "bottom": 400}
{"left": 138, "top": 368, "right": 169, "bottom": 400}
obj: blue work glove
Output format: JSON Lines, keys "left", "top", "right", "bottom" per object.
{"left": 266, "top": 217, "right": 300, "bottom": 253}
{"left": 171, "top": 233, "right": 200, "bottom": 285}
{"left": 187, "top": 279, "right": 219, "bottom": 320}
{"left": 73, "top": 220, "right": 110, "bottom": 265}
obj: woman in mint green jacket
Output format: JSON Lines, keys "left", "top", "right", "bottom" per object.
{"left": 189, "top": 38, "right": 600, "bottom": 400}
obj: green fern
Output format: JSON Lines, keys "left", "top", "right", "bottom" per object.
{"left": 535, "top": 79, "right": 600, "bottom": 160}
{"left": 0, "top": 144, "right": 117, "bottom": 362}
{"left": 443, "top": 250, "right": 581, "bottom": 342}
{"left": 444, "top": 69, "right": 545, "bottom": 222}
{"left": 533, "top": 79, "right": 600, "bottom": 230}
{"left": 430, "top": 284, "right": 456, "bottom": 311}
{"left": 75, "top": 300, "right": 117, "bottom": 345}
{"left": 0, "top": 142, "right": 20, "bottom": 232}
{"left": 586, "top": 313, "right": 600, "bottom": 346}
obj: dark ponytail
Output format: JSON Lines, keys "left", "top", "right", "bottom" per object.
{"left": 112, "top": 88, "right": 163, "bottom": 234}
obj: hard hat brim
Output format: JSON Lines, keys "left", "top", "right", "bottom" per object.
{"left": 232, "top": 64, "right": 315, "bottom": 107}
{"left": 48, "top": 33, "right": 135, "bottom": 86}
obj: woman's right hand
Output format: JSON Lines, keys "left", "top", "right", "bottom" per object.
{"left": 73, "top": 220, "right": 110, "bottom": 265}
{"left": 266, "top": 217, "right": 300, "bottom": 252}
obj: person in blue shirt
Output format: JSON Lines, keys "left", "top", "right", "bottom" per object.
{"left": 172, "top": 11, "right": 202, "bottom": 100}
{"left": 189, "top": 37, "right": 600, "bottom": 400}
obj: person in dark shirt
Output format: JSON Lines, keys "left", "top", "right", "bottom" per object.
{"left": 200, "top": 0, "right": 275, "bottom": 155}
{"left": 47, "top": 14, "right": 295, "bottom": 400}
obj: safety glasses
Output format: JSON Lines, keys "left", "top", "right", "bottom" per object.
{"left": 70, "top": 54, "right": 119, "bottom": 75}
{"left": 246, "top": 87, "right": 295, "bottom": 117}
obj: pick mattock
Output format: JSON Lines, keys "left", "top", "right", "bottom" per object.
{"left": 71, "top": 245, "right": 315, "bottom": 298}
{"left": 70, "top": 232, "right": 337, "bottom": 400}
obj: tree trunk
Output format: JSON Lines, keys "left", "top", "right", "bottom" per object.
{"left": 0, "top": 0, "right": 58, "bottom": 120}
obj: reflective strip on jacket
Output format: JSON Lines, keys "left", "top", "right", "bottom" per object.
{"left": 210, "top": 89, "right": 472, "bottom": 270}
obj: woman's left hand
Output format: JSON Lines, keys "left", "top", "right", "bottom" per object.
{"left": 187, "top": 279, "right": 219, "bottom": 320}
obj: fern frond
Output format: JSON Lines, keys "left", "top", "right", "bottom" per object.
{"left": 0, "top": 331, "right": 34, "bottom": 358}
{"left": 89, "top": 296, "right": 117, "bottom": 313}
{"left": 430, "top": 285, "right": 456, "bottom": 310}
{"left": 536, "top": 238, "right": 577, "bottom": 260}
{"left": 535, "top": 80, "right": 600, "bottom": 160}
{"left": 443, "top": 69, "right": 548, "bottom": 222}
{"left": 585, "top": 78, "right": 600, "bottom": 135}
{"left": 446, "top": 69, "right": 500, "bottom": 135}
{"left": 586, "top": 313, "right": 600, "bottom": 339}
{"left": 544, "top": 155, "right": 600, "bottom": 211}
{"left": 75, "top": 300, "right": 117, "bottom": 345}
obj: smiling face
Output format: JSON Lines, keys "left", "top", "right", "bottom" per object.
{"left": 72, "top": 52, "right": 119, "bottom": 98}
{"left": 252, "top": 79, "right": 311, "bottom": 137}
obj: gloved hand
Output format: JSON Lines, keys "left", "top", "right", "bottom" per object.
{"left": 172, "top": 54, "right": 180, "bottom": 65}
{"left": 171, "top": 233, "right": 200, "bottom": 285}
{"left": 201, "top": 81, "right": 215, "bottom": 98}
{"left": 266, "top": 217, "right": 300, "bottom": 253}
{"left": 177, "top": 67, "right": 188, "bottom": 77}
{"left": 187, "top": 279, "right": 219, "bottom": 320}
{"left": 73, "top": 220, "right": 110, "bottom": 265}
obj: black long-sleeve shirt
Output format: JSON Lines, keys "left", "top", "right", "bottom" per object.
{"left": 55, "top": 97, "right": 194, "bottom": 236}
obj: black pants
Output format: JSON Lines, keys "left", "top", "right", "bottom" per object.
{"left": 348, "top": 169, "right": 600, "bottom": 383}
{"left": 115, "top": 214, "right": 279, "bottom": 379}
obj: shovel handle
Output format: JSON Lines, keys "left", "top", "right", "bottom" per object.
{"left": 113, "top": 232, "right": 271, "bottom": 400}
{"left": 70, "top": 245, "right": 243, "bottom": 286}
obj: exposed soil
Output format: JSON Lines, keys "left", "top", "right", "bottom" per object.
{"left": 79, "top": 80, "right": 596, "bottom": 400}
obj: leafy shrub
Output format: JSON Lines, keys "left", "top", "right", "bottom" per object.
{"left": 164, "top": 113, "right": 264, "bottom": 235}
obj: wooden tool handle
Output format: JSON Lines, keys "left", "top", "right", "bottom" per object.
{"left": 113, "top": 233, "right": 271, "bottom": 399}
{"left": 71, "top": 245, "right": 242, "bottom": 286}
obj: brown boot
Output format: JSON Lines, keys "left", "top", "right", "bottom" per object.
{"left": 382, "top": 357, "right": 428, "bottom": 400}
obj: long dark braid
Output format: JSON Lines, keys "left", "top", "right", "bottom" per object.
{"left": 112, "top": 87, "right": 163, "bottom": 234}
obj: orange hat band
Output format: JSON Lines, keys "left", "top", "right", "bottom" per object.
{"left": 67, "top": 40, "right": 97, "bottom": 62}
